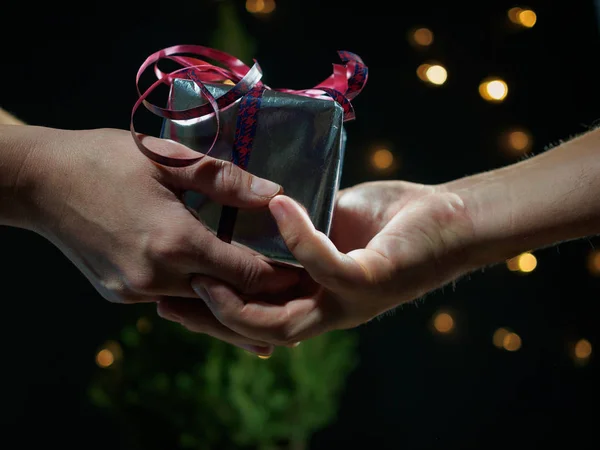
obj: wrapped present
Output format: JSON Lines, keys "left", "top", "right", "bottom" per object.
{"left": 131, "top": 45, "right": 367, "bottom": 267}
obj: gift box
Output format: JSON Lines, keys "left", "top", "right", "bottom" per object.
{"left": 131, "top": 45, "right": 367, "bottom": 267}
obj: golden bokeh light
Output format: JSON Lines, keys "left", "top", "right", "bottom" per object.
{"left": 371, "top": 148, "right": 394, "bottom": 170}
{"left": 96, "top": 349, "right": 114, "bottom": 368}
{"left": 479, "top": 78, "right": 508, "bottom": 102}
{"left": 506, "top": 129, "right": 532, "bottom": 153}
{"left": 503, "top": 332, "right": 522, "bottom": 351}
{"left": 417, "top": 63, "right": 448, "bottom": 86}
{"left": 517, "top": 252, "right": 537, "bottom": 272}
{"left": 574, "top": 338, "right": 592, "bottom": 360}
{"left": 426, "top": 65, "right": 448, "bottom": 85}
{"left": 493, "top": 327, "right": 510, "bottom": 348}
{"left": 136, "top": 316, "right": 152, "bottom": 334}
{"left": 506, "top": 256, "right": 520, "bottom": 271}
{"left": 518, "top": 10, "right": 537, "bottom": 27}
{"left": 509, "top": 7, "right": 537, "bottom": 28}
{"left": 508, "top": 7, "right": 522, "bottom": 23}
{"left": 246, "top": 0, "right": 276, "bottom": 14}
{"left": 587, "top": 250, "right": 600, "bottom": 276}
{"left": 95, "top": 340, "right": 122, "bottom": 368}
{"left": 410, "top": 27, "right": 434, "bottom": 47}
{"left": 433, "top": 312, "right": 454, "bottom": 333}
{"left": 506, "top": 252, "right": 537, "bottom": 273}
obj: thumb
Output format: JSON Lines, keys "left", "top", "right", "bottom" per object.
{"left": 156, "top": 142, "right": 281, "bottom": 207}
{"left": 268, "top": 195, "right": 364, "bottom": 287}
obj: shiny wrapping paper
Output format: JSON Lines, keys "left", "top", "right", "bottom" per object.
{"left": 161, "top": 80, "right": 346, "bottom": 267}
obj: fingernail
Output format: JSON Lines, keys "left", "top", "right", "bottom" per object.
{"left": 192, "top": 283, "right": 209, "bottom": 302}
{"left": 251, "top": 177, "right": 281, "bottom": 197}
{"left": 269, "top": 199, "right": 287, "bottom": 222}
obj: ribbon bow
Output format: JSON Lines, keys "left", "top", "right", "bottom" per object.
{"left": 130, "top": 44, "right": 368, "bottom": 167}
{"left": 130, "top": 45, "right": 368, "bottom": 243}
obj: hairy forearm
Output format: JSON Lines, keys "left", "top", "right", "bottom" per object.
{"left": 443, "top": 127, "right": 600, "bottom": 267}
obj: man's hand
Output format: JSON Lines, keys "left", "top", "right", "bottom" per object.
{"left": 2, "top": 125, "right": 300, "bottom": 354}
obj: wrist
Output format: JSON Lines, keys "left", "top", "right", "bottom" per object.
{"left": 439, "top": 174, "right": 520, "bottom": 269}
{"left": 440, "top": 128, "right": 600, "bottom": 270}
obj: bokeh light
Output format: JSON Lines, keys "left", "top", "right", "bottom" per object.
{"left": 479, "top": 78, "right": 508, "bottom": 101}
{"left": 246, "top": 0, "right": 276, "bottom": 14}
{"left": 417, "top": 63, "right": 448, "bottom": 86}
{"left": 506, "top": 252, "right": 537, "bottom": 273}
{"left": 502, "top": 128, "right": 532, "bottom": 155}
{"left": 96, "top": 349, "right": 114, "bottom": 368}
{"left": 587, "top": 249, "right": 600, "bottom": 276}
{"left": 503, "top": 332, "right": 522, "bottom": 351}
{"left": 517, "top": 252, "right": 537, "bottom": 272}
{"left": 410, "top": 27, "right": 434, "bottom": 47}
{"left": 371, "top": 148, "right": 394, "bottom": 170}
{"left": 493, "top": 328, "right": 509, "bottom": 348}
{"left": 508, "top": 7, "right": 537, "bottom": 28}
{"left": 95, "top": 340, "right": 123, "bottom": 368}
{"left": 574, "top": 338, "right": 592, "bottom": 360}
{"left": 433, "top": 311, "right": 454, "bottom": 333}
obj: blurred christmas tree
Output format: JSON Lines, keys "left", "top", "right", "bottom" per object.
{"left": 209, "top": 0, "right": 256, "bottom": 64}
{"left": 88, "top": 304, "right": 358, "bottom": 450}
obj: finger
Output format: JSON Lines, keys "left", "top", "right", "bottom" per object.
{"left": 161, "top": 151, "right": 282, "bottom": 207}
{"left": 268, "top": 195, "right": 366, "bottom": 286}
{"left": 189, "top": 228, "right": 302, "bottom": 294}
{"left": 135, "top": 211, "right": 301, "bottom": 296}
{"left": 121, "top": 268, "right": 202, "bottom": 299}
{"left": 156, "top": 299, "right": 274, "bottom": 356}
{"left": 191, "top": 275, "right": 330, "bottom": 346}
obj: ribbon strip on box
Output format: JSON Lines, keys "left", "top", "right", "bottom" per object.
{"left": 130, "top": 44, "right": 367, "bottom": 247}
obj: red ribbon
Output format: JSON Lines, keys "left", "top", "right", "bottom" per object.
{"left": 130, "top": 44, "right": 368, "bottom": 168}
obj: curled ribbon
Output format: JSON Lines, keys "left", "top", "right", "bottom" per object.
{"left": 131, "top": 44, "right": 368, "bottom": 167}
{"left": 131, "top": 44, "right": 368, "bottom": 242}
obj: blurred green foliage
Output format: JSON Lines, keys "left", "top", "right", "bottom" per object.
{"left": 89, "top": 306, "right": 358, "bottom": 450}
{"left": 209, "top": 0, "right": 256, "bottom": 65}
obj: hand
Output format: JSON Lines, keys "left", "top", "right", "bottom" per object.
{"left": 159, "top": 181, "right": 476, "bottom": 346}
{"left": 10, "top": 126, "right": 299, "bottom": 353}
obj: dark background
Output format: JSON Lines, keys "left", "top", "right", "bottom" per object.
{"left": 1, "top": 0, "right": 599, "bottom": 448}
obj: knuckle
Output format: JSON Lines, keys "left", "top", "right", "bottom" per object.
{"left": 147, "top": 228, "right": 188, "bottom": 263}
{"left": 237, "top": 261, "right": 264, "bottom": 294}
{"left": 282, "top": 230, "right": 302, "bottom": 253}
{"left": 311, "top": 272, "right": 336, "bottom": 287}
{"left": 218, "top": 159, "right": 242, "bottom": 193}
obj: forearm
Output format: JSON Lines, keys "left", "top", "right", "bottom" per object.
{"left": 443, "top": 127, "right": 600, "bottom": 267}
{"left": 0, "top": 124, "right": 41, "bottom": 229}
